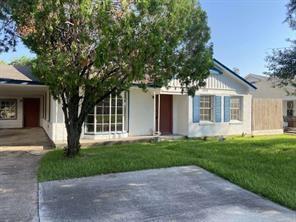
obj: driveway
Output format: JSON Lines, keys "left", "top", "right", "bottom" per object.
{"left": 39, "top": 166, "right": 296, "bottom": 222}
{"left": 0, "top": 151, "right": 42, "bottom": 222}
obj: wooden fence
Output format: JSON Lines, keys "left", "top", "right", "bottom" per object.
{"left": 252, "top": 98, "right": 283, "bottom": 131}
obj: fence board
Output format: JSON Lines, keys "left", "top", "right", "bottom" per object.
{"left": 252, "top": 99, "right": 283, "bottom": 131}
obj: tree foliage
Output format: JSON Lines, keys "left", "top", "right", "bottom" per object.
{"left": 3, "top": 0, "right": 213, "bottom": 156}
{"left": 286, "top": 0, "right": 296, "bottom": 29}
{"left": 266, "top": 0, "right": 296, "bottom": 94}
{"left": 0, "top": 0, "right": 18, "bottom": 52}
{"left": 9, "top": 56, "right": 34, "bottom": 67}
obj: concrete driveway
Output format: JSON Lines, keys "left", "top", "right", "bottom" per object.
{"left": 0, "top": 151, "right": 42, "bottom": 222}
{"left": 39, "top": 166, "right": 296, "bottom": 222}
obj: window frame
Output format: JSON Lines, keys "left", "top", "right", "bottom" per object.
{"left": 199, "top": 95, "right": 214, "bottom": 122}
{"left": 230, "top": 96, "right": 242, "bottom": 121}
{"left": 0, "top": 99, "right": 17, "bottom": 120}
{"left": 85, "top": 93, "right": 127, "bottom": 135}
{"left": 287, "top": 101, "right": 294, "bottom": 117}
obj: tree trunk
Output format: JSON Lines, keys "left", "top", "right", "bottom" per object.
{"left": 64, "top": 122, "right": 82, "bottom": 157}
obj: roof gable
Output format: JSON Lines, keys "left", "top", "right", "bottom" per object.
{"left": 213, "top": 59, "right": 257, "bottom": 90}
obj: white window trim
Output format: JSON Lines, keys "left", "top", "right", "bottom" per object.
{"left": 84, "top": 93, "right": 127, "bottom": 135}
{"left": 200, "top": 95, "right": 214, "bottom": 122}
{"left": 230, "top": 96, "right": 243, "bottom": 122}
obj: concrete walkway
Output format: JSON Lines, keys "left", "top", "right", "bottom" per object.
{"left": 0, "top": 151, "right": 42, "bottom": 222}
{"left": 39, "top": 166, "right": 296, "bottom": 222}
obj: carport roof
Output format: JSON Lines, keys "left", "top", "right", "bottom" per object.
{"left": 0, "top": 64, "right": 43, "bottom": 85}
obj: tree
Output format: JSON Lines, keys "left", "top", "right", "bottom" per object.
{"left": 0, "top": 0, "right": 18, "bottom": 52}
{"left": 9, "top": 56, "right": 34, "bottom": 67}
{"left": 266, "top": 0, "right": 296, "bottom": 94}
{"left": 4, "top": 0, "right": 213, "bottom": 157}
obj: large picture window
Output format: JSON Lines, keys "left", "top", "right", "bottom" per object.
{"left": 200, "top": 96, "right": 213, "bottom": 121}
{"left": 85, "top": 93, "right": 127, "bottom": 134}
{"left": 230, "top": 96, "right": 242, "bottom": 121}
{"left": 0, "top": 99, "right": 17, "bottom": 120}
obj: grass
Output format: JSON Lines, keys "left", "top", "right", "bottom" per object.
{"left": 38, "top": 135, "right": 296, "bottom": 210}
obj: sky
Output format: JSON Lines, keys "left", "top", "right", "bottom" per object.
{"left": 0, "top": 0, "right": 294, "bottom": 77}
{"left": 199, "top": 0, "right": 294, "bottom": 76}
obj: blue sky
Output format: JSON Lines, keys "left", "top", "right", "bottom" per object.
{"left": 200, "top": 0, "right": 294, "bottom": 76}
{"left": 0, "top": 0, "right": 294, "bottom": 76}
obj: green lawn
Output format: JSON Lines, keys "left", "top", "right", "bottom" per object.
{"left": 38, "top": 135, "right": 296, "bottom": 210}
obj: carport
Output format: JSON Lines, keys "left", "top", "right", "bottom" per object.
{"left": 0, "top": 64, "right": 53, "bottom": 149}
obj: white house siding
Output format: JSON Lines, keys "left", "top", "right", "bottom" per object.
{"left": 173, "top": 95, "right": 188, "bottom": 135}
{"left": 128, "top": 87, "right": 154, "bottom": 136}
{"left": 187, "top": 72, "right": 253, "bottom": 137}
{"left": 167, "top": 70, "right": 253, "bottom": 137}
{"left": 41, "top": 97, "right": 68, "bottom": 144}
{"left": 188, "top": 91, "right": 252, "bottom": 137}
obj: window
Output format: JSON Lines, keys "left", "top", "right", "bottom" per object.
{"left": 85, "top": 93, "right": 127, "bottom": 134}
{"left": 200, "top": 96, "right": 213, "bottom": 121}
{"left": 287, "top": 101, "right": 294, "bottom": 117}
{"left": 0, "top": 99, "right": 17, "bottom": 120}
{"left": 230, "top": 97, "right": 241, "bottom": 121}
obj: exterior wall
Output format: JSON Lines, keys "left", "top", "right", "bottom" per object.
{"left": 188, "top": 90, "right": 252, "bottom": 137}
{"left": 168, "top": 72, "right": 250, "bottom": 94}
{"left": 45, "top": 73, "right": 254, "bottom": 142}
{"left": 42, "top": 97, "right": 68, "bottom": 144}
{"left": 128, "top": 87, "right": 154, "bottom": 136}
{"left": 173, "top": 95, "right": 188, "bottom": 135}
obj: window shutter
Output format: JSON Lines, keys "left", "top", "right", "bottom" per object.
{"left": 193, "top": 96, "right": 200, "bottom": 123}
{"left": 215, "top": 96, "right": 222, "bottom": 122}
{"left": 224, "top": 96, "right": 230, "bottom": 122}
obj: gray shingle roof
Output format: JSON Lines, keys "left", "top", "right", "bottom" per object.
{"left": 245, "top": 74, "right": 294, "bottom": 98}
{"left": 0, "top": 64, "right": 42, "bottom": 85}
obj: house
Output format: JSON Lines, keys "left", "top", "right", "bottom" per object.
{"left": 246, "top": 74, "right": 296, "bottom": 129}
{"left": 0, "top": 59, "right": 256, "bottom": 145}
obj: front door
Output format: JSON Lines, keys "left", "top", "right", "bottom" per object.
{"left": 23, "top": 98, "right": 40, "bottom": 127}
{"left": 156, "top": 95, "right": 173, "bottom": 135}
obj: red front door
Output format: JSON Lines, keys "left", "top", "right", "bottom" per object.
{"left": 23, "top": 98, "right": 40, "bottom": 128}
{"left": 156, "top": 95, "right": 173, "bottom": 135}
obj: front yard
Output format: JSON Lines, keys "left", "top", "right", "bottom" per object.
{"left": 38, "top": 135, "right": 296, "bottom": 210}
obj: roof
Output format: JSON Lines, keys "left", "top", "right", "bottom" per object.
{"left": 0, "top": 60, "right": 257, "bottom": 90}
{"left": 214, "top": 59, "right": 257, "bottom": 90}
{"left": 245, "top": 74, "right": 294, "bottom": 98}
{"left": 0, "top": 64, "right": 43, "bottom": 85}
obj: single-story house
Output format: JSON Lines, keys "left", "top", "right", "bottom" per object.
{"left": 245, "top": 74, "right": 296, "bottom": 129}
{"left": 0, "top": 59, "right": 257, "bottom": 145}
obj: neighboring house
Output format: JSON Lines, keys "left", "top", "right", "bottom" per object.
{"left": 0, "top": 60, "right": 256, "bottom": 145}
{"left": 246, "top": 74, "right": 296, "bottom": 129}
